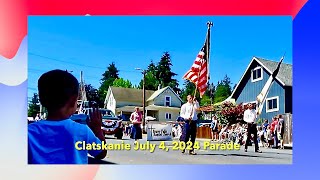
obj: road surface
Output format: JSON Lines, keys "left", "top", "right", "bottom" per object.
{"left": 95, "top": 135, "right": 292, "bottom": 164}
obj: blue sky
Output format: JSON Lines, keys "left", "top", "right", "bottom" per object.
{"left": 28, "top": 16, "right": 292, "bottom": 99}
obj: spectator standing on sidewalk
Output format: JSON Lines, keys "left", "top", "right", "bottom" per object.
{"left": 278, "top": 115, "right": 285, "bottom": 149}
{"left": 130, "top": 107, "right": 143, "bottom": 144}
{"left": 271, "top": 117, "right": 279, "bottom": 149}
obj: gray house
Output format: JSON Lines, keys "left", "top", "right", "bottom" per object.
{"left": 230, "top": 57, "right": 292, "bottom": 121}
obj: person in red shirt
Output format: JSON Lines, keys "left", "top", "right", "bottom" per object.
{"left": 270, "top": 117, "right": 279, "bottom": 148}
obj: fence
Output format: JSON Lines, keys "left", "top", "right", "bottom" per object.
{"left": 282, "top": 113, "right": 293, "bottom": 147}
{"left": 196, "top": 127, "right": 212, "bottom": 139}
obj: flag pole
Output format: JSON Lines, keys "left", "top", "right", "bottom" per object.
{"left": 256, "top": 53, "right": 285, "bottom": 116}
{"left": 189, "top": 21, "right": 213, "bottom": 122}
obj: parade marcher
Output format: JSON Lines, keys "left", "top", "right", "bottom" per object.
{"left": 180, "top": 95, "right": 200, "bottom": 155}
{"left": 130, "top": 107, "right": 143, "bottom": 143}
{"left": 243, "top": 103, "right": 262, "bottom": 153}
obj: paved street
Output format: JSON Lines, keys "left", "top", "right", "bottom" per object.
{"left": 96, "top": 135, "right": 292, "bottom": 164}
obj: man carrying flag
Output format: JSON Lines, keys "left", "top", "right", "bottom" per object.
{"left": 180, "top": 95, "right": 200, "bottom": 155}
{"left": 181, "top": 21, "right": 213, "bottom": 155}
{"left": 243, "top": 55, "right": 285, "bottom": 153}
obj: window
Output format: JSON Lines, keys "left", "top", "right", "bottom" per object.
{"left": 165, "top": 113, "right": 172, "bottom": 120}
{"left": 109, "top": 96, "right": 113, "bottom": 106}
{"left": 251, "top": 67, "right": 263, "bottom": 82}
{"left": 165, "top": 96, "right": 171, "bottom": 106}
{"left": 266, "top": 96, "right": 279, "bottom": 112}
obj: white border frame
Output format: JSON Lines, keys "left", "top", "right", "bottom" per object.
{"left": 164, "top": 95, "right": 171, "bottom": 106}
{"left": 251, "top": 66, "right": 263, "bottom": 82}
{"left": 266, "top": 96, "right": 279, "bottom": 113}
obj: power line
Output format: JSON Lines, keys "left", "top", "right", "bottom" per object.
{"left": 28, "top": 52, "right": 139, "bottom": 73}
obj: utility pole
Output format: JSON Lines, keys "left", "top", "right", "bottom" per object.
{"left": 135, "top": 68, "right": 147, "bottom": 133}
{"left": 142, "top": 70, "right": 146, "bottom": 133}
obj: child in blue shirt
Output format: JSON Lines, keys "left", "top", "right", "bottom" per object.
{"left": 28, "top": 70, "right": 107, "bottom": 164}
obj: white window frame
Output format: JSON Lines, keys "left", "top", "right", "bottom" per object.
{"left": 165, "top": 113, "right": 172, "bottom": 120}
{"left": 164, "top": 96, "right": 171, "bottom": 106}
{"left": 266, "top": 96, "right": 279, "bottom": 113}
{"left": 251, "top": 66, "right": 263, "bottom": 82}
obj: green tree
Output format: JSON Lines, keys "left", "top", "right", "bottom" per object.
{"left": 137, "top": 60, "right": 160, "bottom": 90}
{"left": 147, "top": 60, "right": 157, "bottom": 75}
{"left": 112, "top": 78, "right": 133, "bottom": 88}
{"left": 98, "top": 62, "right": 120, "bottom": 107}
{"left": 101, "top": 62, "right": 119, "bottom": 81}
{"left": 28, "top": 93, "right": 40, "bottom": 118}
{"left": 202, "top": 82, "right": 216, "bottom": 106}
{"left": 181, "top": 81, "right": 215, "bottom": 106}
{"left": 138, "top": 71, "right": 159, "bottom": 90}
{"left": 156, "top": 52, "right": 180, "bottom": 92}
{"left": 180, "top": 80, "right": 200, "bottom": 103}
{"left": 213, "top": 75, "right": 232, "bottom": 103}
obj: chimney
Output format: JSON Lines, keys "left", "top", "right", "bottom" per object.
{"left": 158, "top": 84, "right": 161, "bottom": 90}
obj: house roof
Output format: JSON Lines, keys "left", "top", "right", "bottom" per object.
{"left": 255, "top": 57, "right": 292, "bottom": 86}
{"left": 230, "top": 56, "right": 292, "bottom": 98}
{"left": 146, "top": 86, "right": 183, "bottom": 103}
{"left": 109, "top": 86, "right": 155, "bottom": 102}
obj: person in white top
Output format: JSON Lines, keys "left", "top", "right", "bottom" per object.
{"left": 179, "top": 95, "right": 200, "bottom": 155}
{"left": 243, "top": 103, "right": 262, "bottom": 153}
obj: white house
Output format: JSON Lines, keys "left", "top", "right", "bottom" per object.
{"left": 104, "top": 86, "right": 183, "bottom": 122}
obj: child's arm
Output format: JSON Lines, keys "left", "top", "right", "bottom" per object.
{"left": 87, "top": 108, "right": 107, "bottom": 159}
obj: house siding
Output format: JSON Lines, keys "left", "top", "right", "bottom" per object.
{"left": 158, "top": 109, "right": 180, "bottom": 122}
{"left": 106, "top": 92, "right": 116, "bottom": 114}
{"left": 234, "top": 61, "right": 286, "bottom": 121}
{"left": 151, "top": 89, "right": 182, "bottom": 107}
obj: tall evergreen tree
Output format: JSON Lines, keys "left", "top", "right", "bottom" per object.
{"left": 101, "top": 62, "right": 119, "bottom": 81}
{"left": 98, "top": 62, "right": 120, "bottom": 107}
{"left": 156, "top": 52, "right": 180, "bottom": 92}
{"left": 138, "top": 61, "right": 160, "bottom": 90}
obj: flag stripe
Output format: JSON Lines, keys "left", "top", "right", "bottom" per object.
{"left": 183, "top": 49, "right": 208, "bottom": 98}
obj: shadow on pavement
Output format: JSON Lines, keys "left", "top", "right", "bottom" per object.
{"left": 196, "top": 153, "right": 281, "bottom": 159}
{"left": 88, "top": 157, "right": 117, "bottom": 164}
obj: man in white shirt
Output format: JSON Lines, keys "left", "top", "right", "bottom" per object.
{"left": 243, "top": 103, "right": 262, "bottom": 153}
{"left": 180, "top": 95, "right": 200, "bottom": 155}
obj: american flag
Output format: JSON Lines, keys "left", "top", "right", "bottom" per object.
{"left": 183, "top": 36, "right": 210, "bottom": 98}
